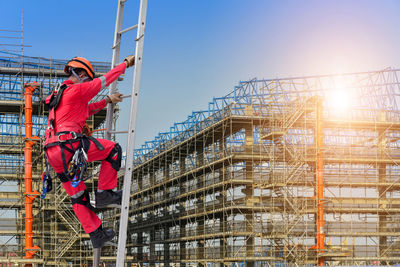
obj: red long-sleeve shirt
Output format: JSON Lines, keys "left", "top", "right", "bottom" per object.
{"left": 44, "top": 63, "right": 126, "bottom": 145}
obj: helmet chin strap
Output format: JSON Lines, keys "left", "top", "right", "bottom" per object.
{"left": 70, "top": 68, "right": 90, "bottom": 83}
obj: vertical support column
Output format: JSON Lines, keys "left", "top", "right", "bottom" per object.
{"left": 219, "top": 135, "right": 226, "bottom": 159}
{"left": 23, "top": 82, "right": 41, "bottom": 266}
{"left": 180, "top": 154, "right": 186, "bottom": 175}
{"left": 245, "top": 124, "right": 254, "bottom": 154}
{"left": 136, "top": 169, "right": 144, "bottom": 265}
{"left": 245, "top": 126, "right": 254, "bottom": 267}
{"left": 164, "top": 226, "right": 170, "bottom": 267}
{"left": 149, "top": 228, "right": 155, "bottom": 267}
{"left": 196, "top": 142, "right": 205, "bottom": 267}
{"left": 219, "top": 137, "right": 226, "bottom": 183}
{"left": 197, "top": 147, "right": 205, "bottom": 188}
{"left": 218, "top": 134, "right": 227, "bottom": 262}
{"left": 315, "top": 97, "right": 325, "bottom": 266}
{"left": 164, "top": 155, "right": 170, "bottom": 200}
{"left": 378, "top": 111, "right": 387, "bottom": 257}
{"left": 219, "top": 216, "right": 226, "bottom": 260}
{"left": 180, "top": 154, "right": 186, "bottom": 200}
{"left": 197, "top": 238, "right": 204, "bottom": 267}
{"left": 164, "top": 156, "right": 170, "bottom": 181}
{"left": 137, "top": 230, "right": 143, "bottom": 264}
{"left": 218, "top": 136, "right": 227, "bottom": 262}
{"left": 164, "top": 159, "right": 170, "bottom": 206}
{"left": 180, "top": 223, "right": 186, "bottom": 267}
{"left": 137, "top": 170, "right": 144, "bottom": 219}
{"left": 180, "top": 146, "right": 187, "bottom": 267}
{"left": 149, "top": 169, "right": 155, "bottom": 187}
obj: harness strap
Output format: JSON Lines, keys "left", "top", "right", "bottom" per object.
{"left": 60, "top": 142, "right": 78, "bottom": 174}
{"left": 105, "top": 143, "right": 122, "bottom": 171}
{"left": 46, "top": 84, "right": 68, "bottom": 139}
{"left": 45, "top": 132, "right": 105, "bottom": 183}
{"left": 70, "top": 190, "right": 95, "bottom": 212}
{"left": 48, "top": 84, "right": 68, "bottom": 110}
{"left": 57, "top": 172, "right": 70, "bottom": 183}
{"left": 44, "top": 135, "right": 81, "bottom": 149}
{"left": 60, "top": 144, "right": 68, "bottom": 174}
{"left": 87, "top": 136, "right": 104, "bottom": 151}
{"left": 45, "top": 132, "right": 104, "bottom": 151}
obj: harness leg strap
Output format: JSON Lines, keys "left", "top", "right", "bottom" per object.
{"left": 87, "top": 136, "right": 104, "bottom": 151}
{"left": 57, "top": 172, "right": 70, "bottom": 183}
{"left": 105, "top": 143, "right": 122, "bottom": 171}
{"left": 70, "top": 190, "right": 95, "bottom": 212}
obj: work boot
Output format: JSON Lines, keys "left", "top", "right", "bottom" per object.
{"left": 95, "top": 189, "right": 122, "bottom": 209}
{"left": 89, "top": 225, "right": 115, "bottom": 248}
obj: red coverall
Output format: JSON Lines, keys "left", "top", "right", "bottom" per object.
{"left": 44, "top": 63, "right": 126, "bottom": 233}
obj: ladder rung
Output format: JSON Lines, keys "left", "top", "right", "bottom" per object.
{"left": 121, "top": 94, "right": 131, "bottom": 99}
{"left": 119, "top": 24, "right": 138, "bottom": 35}
{"left": 108, "top": 130, "right": 128, "bottom": 134}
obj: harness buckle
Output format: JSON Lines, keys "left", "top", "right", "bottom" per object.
{"left": 57, "top": 132, "right": 77, "bottom": 143}
{"left": 71, "top": 132, "right": 78, "bottom": 139}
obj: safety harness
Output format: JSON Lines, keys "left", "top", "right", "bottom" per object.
{"left": 44, "top": 131, "right": 104, "bottom": 184}
{"left": 41, "top": 82, "right": 121, "bottom": 200}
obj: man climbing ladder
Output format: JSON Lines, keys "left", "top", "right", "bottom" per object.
{"left": 43, "top": 55, "right": 135, "bottom": 248}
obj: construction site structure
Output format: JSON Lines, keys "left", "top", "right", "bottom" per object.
{"left": 0, "top": 49, "right": 120, "bottom": 266}
{"left": 120, "top": 69, "right": 400, "bottom": 266}
{"left": 4, "top": 19, "right": 400, "bottom": 267}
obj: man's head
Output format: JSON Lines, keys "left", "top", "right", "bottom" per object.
{"left": 64, "top": 57, "right": 95, "bottom": 83}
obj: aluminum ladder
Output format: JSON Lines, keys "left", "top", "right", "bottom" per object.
{"left": 93, "top": 0, "right": 148, "bottom": 266}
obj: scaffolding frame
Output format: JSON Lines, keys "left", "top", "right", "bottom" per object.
{"left": 0, "top": 49, "right": 114, "bottom": 266}
{"left": 126, "top": 68, "right": 400, "bottom": 266}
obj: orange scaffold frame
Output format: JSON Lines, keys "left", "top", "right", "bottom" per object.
{"left": 316, "top": 96, "right": 325, "bottom": 266}
{"left": 24, "top": 82, "right": 41, "bottom": 266}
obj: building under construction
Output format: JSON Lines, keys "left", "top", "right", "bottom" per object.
{"left": 3, "top": 46, "right": 400, "bottom": 266}
{"left": 125, "top": 69, "right": 400, "bottom": 266}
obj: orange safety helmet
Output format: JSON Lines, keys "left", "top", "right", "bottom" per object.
{"left": 64, "top": 57, "right": 95, "bottom": 80}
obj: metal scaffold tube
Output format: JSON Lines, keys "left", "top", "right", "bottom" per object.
{"left": 23, "top": 82, "right": 41, "bottom": 266}
{"left": 316, "top": 96, "right": 325, "bottom": 266}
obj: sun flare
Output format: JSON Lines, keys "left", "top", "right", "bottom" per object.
{"left": 328, "top": 89, "right": 350, "bottom": 112}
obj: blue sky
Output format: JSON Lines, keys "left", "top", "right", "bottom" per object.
{"left": 2, "top": 0, "right": 400, "bottom": 149}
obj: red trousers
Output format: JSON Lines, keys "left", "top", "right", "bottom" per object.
{"left": 45, "top": 138, "right": 118, "bottom": 233}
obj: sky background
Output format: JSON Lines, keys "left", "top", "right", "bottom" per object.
{"left": 2, "top": 0, "right": 400, "bottom": 149}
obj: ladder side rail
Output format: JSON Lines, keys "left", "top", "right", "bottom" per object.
{"left": 116, "top": 0, "right": 148, "bottom": 266}
{"left": 105, "top": 0, "right": 126, "bottom": 141}
{"left": 94, "top": 1, "right": 125, "bottom": 266}
{"left": 93, "top": 248, "right": 101, "bottom": 267}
